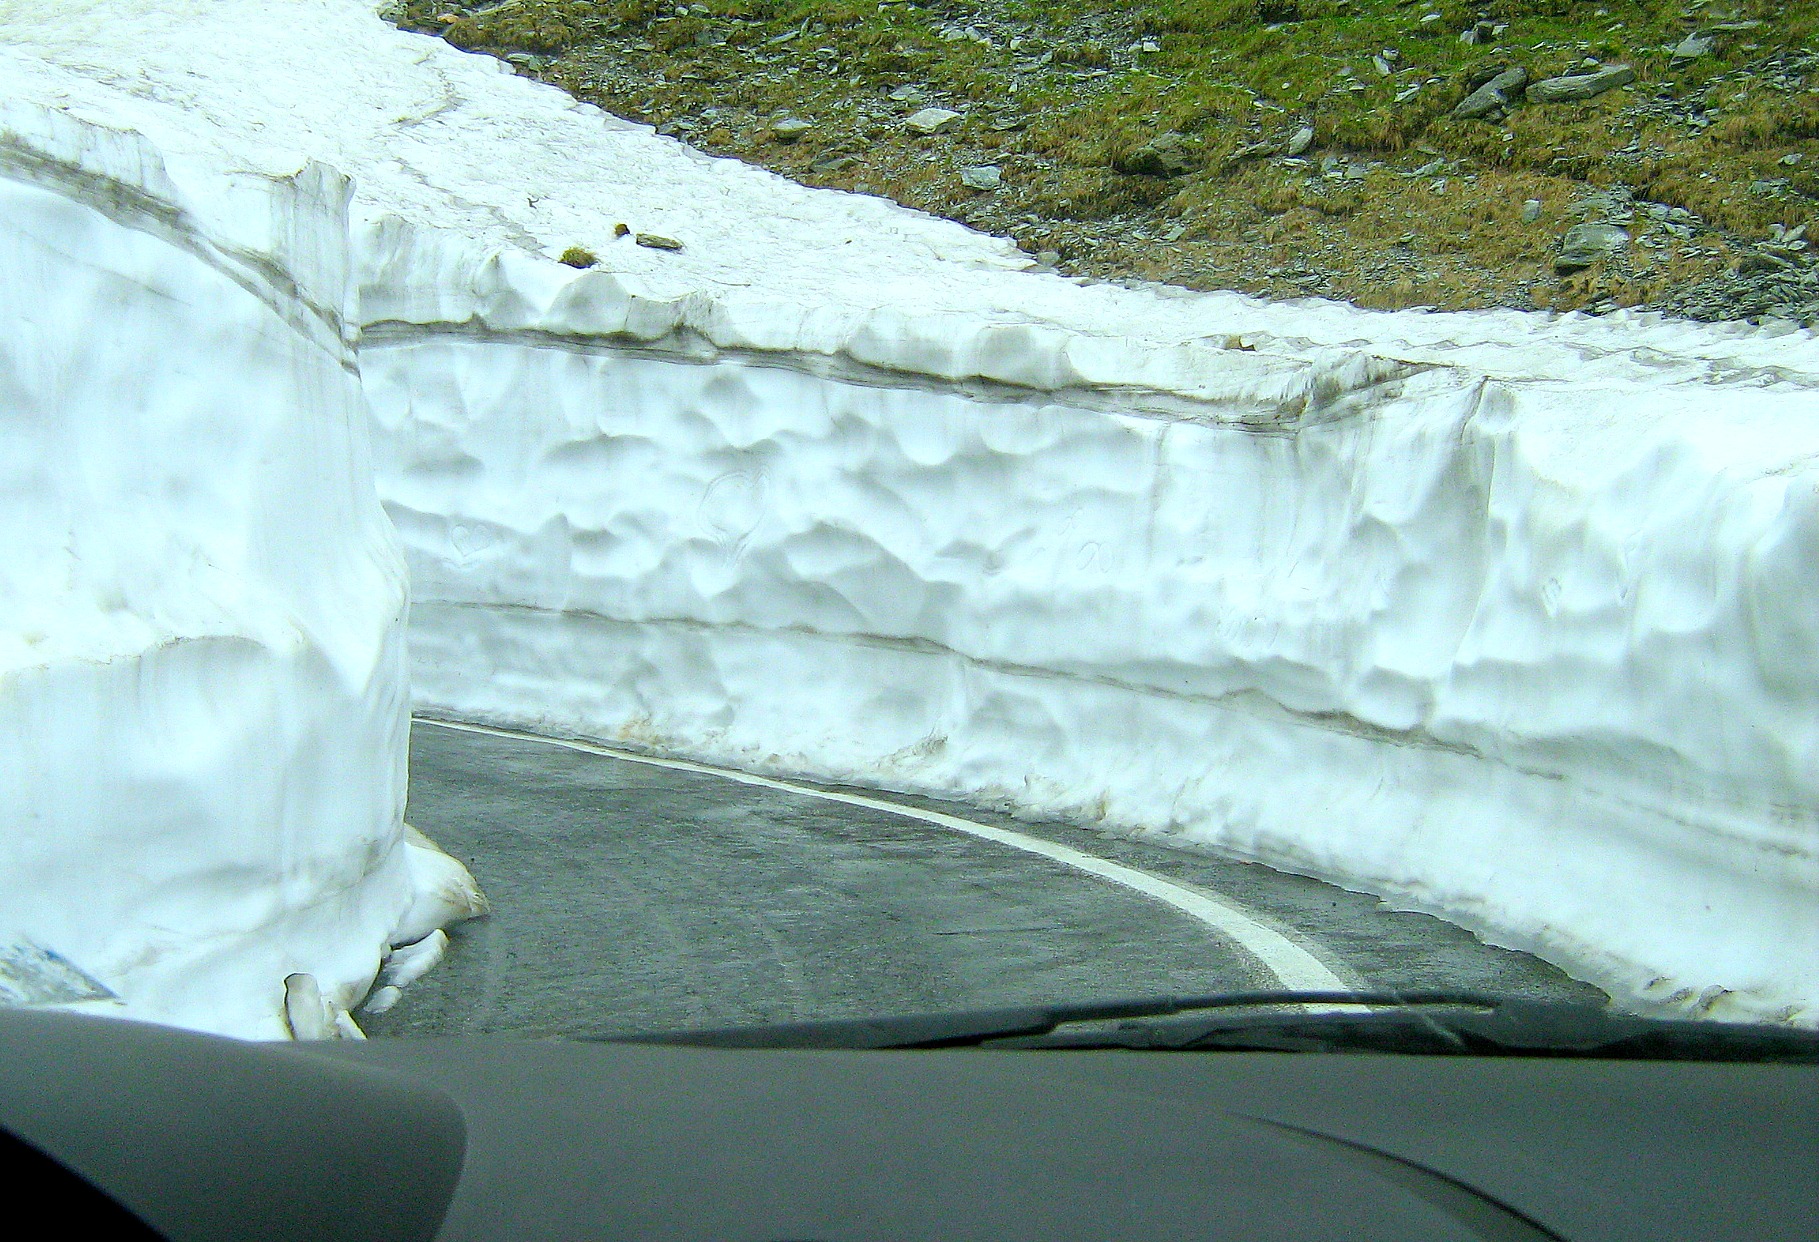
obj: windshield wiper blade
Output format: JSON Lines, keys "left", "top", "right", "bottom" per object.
{"left": 595, "top": 990, "right": 1508, "bottom": 1050}
{"left": 600, "top": 992, "right": 1819, "bottom": 1060}
{"left": 998, "top": 997, "right": 1819, "bottom": 1062}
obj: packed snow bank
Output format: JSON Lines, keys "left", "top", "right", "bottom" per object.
{"left": 6, "top": 0, "right": 1816, "bottom": 1024}
{"left": 363, "top": 237, "right": 1819, "bottom": 1025}
{"left": 0, "top": 102, "right": 480, "bottom": 1040}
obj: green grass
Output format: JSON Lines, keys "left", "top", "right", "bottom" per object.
{"left": 393, "top": 0, "right": 1817, "bottom": 315}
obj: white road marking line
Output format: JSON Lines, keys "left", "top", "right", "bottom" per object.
{"left": 420, "top": 718, "right": 1353, "bottom": 993}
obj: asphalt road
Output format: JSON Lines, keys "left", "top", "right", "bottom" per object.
{"left": 364, "top": 721, "right": 1605, "bottom": 1039}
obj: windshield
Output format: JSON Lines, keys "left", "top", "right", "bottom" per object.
{"left": 1, "top": 0, "right": 1814, "bottom": 1058}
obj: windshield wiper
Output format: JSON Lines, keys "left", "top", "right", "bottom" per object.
{"left": 599, "top": 990, "right": 1506, "bottom": 1050}
{"left": 598, "top": 990, "right": 1819, "bottom": 1062}
{"left": 1001, "top": 997, "right": 1819, "bottom": 1062}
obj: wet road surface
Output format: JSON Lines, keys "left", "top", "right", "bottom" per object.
{"left": 365, "top": 721, "right": 1605, "bottom": 1039}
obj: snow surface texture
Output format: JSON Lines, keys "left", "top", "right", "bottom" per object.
{"left": 0, "top": 98, "right": 481, "bottom": 1040}
{"left": 5, "top": 0, "right": 1817, "bottom": 1023}
{"left": 364, "top": 255, "right": 1819, "bottom": 1025}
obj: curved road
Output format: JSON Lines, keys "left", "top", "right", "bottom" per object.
{"left": 366, "top": 720, "right": 1604, "bottom": 1039}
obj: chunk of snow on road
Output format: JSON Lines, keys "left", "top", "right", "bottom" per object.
{"left": 380, "top": 928, "right": 451, "bottom": 994}
{"left": 391, "top": 828, "right": 489, "bottom": 948}
{"left": 0, "top": 938, "right": 116, "bottom": 1007}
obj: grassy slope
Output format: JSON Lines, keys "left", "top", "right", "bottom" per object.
{"left": 392, "top": 0, "right": 1818, "bottom": 317}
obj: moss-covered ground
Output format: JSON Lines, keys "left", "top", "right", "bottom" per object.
{"left": 388, "top": 0, "right": 1818, "bottom": 320}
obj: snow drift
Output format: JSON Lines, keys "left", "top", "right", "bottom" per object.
{"left": 4, "top": 0, "right": 1816, "bottom": 1025}
{"left": 0, "top": 101, "right": 480, "bottom": 1040}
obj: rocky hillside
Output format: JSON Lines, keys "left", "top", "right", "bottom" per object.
{"left": 386, "top": 0, "right": 1817, "bottom": 325}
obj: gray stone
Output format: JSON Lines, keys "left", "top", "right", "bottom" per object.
{"left": 1114, "top": 132, "right": 1200, "bottom": 178}
{"left": 1671, "top": 33, "right": 1713, "bottom": 65}
{"left": 1522, "top": 199, "right": 1542, "bottom": 223}
{"left": 1286, "top": 125, "right": 1315, "bottom": 156}
{"left": 1555, "top": 222, "right": 1628, "bottom": 272}
{"left": 634, "top": 233, "right": 684, "bottom": 252}
{"left": 1528, "top": 63, "right": 1636, "bottom": 103}
{"left": 960, "top": 164, "right": 1002, "bottom": 190}
{"left": 771, "top": 116, "right": 813, "bottom": 143}
{"left": 1739, "top": 250, "right": 1798, "bottom": 275}
{"left": 887, "top": 84, "right": 922, "bottom": 101}
{"left": 1452, "top": 66, "right": 1528, "bottom": 119}
{"left": 905, "top": 106, "right": 964, "bottom": 134}
{"left": 1782, "top": 153, "right": 1804, "bottom": 166}
{"left": 1463, "top": 61, "right": 1514, "bottom": 92}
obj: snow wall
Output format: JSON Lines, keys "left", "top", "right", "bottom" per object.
{"left": 0, "top": 103, "right": 470, "bottom": 1040}
{"left": 6, "top": 0, "right": 1815, "bottom": 1029}
{"left": 363, "top": 223, "right": 1819, "bottom": 1026}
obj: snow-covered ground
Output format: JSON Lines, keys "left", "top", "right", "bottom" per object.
{"left": 4, "top": 0, "right": 1817, "bottom": 1025}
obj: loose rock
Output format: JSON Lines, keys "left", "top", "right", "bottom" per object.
{"left": 1113, "top": 132, "right": 1199, "bottom": 178}
{"left": 1555, "top": 222, "right": 1628, "bottom": 273}
{"left": 635, "top": 233, "right": 684, "bottom": 251}
{"left": 1671, "top": 33, "right": 1713, "bottom": 66}
{"left": 1452, "top": 66, "right": 1528, "bottom": 119}
{"left": 905, "top": 106, "right": 963, "bottom": 134}
{"left": 1522, "top": 199, "right": 1542, "bottom": 223}
{"left": 1286, "top": 125, "right": 1315, "bottom": 156}
{"left": 771, "top": 116, "right": 812, "bottom": 143}
{"left": 960, "top": 164, "right": 1002, "bottom": 190}
{"left": 1738, "top": 250, "right": 1798, "bottom": 275}
{"left": 1528, "top": 63, "right": 1635, "bottom": 103}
